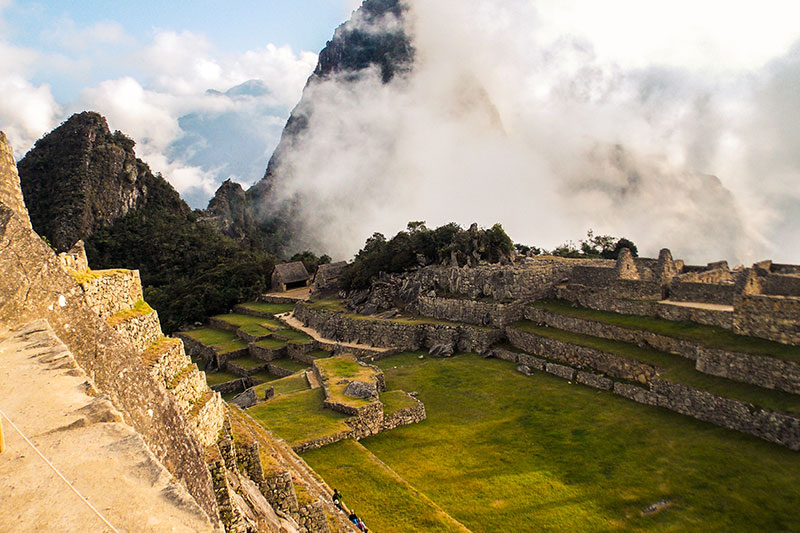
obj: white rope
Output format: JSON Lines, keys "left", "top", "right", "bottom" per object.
{"left": 0, "top": 407, "right": 120, "bottom": 533}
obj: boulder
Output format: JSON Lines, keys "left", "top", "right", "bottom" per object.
{"left": 344, "top": 380, "right": 378, "bottom": 399}
{"left": 428, "top": 343, "right": 454, "bottom": 358}
{"left": 516, "top": 364, "right": 534, "bottom": 376}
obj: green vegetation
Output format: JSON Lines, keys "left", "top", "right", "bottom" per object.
{"left": 511, "top": 321, "right": 800, "bottom": 416}
{"left": 253, "top": 337, "right": 287, "bottom": 350}
{"left": 550, "top": 229, "right": 638, "bottom": 259}
{"left": 107, "top": 299, "right": 154, "bottom": 326}
{"left": 533, "top": 299, "right": 800, "bottom": 362}
{"left": 274, "top": 329, "right": 313, "bottom": 342}
{"left": 380, "top": 390, "right": 418, "bottom": 415}
{"left": 304, "top": 352, "right": 800, "bottom": 532}
{"left": 203, "top": 370, "right": 241, "bottom": 387}
{"left": 68, "top": 267, "right": 130, "bottom": 285}
{"left": 269, "top": 358, "right": 310, "bottom": 373}
{"left": 316, "top": 355, "right": 378, "bottom": 408}
{"left": 304, "top": 440, "right": 469, "bottom": 533}
{"left": 236, "top": 302, "right": 295, "bottom": 316}
{"left": 339, "top": 221, "right": 514, "bottom": 290}
{"left": 254, "top": 372, "right": 310, "bottom": 397}
{"left": 142, "top": 336, "right": 180, "bottom": 366}
{"left": 249, "top": 371, "right": 279, "bottom": 384}
{"left": 181, "top": 327, "right": 247, "bottom": 354}
{"left": 306, "top": 350, "right": 333, "bottom": 360}
{"left": 247, "top": 388, "right": 350, "bottom": 445}
{"left": 212, "top": 313, "right": 270, "bottom": 328}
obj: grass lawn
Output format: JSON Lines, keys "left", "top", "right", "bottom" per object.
{"left": 250, "top": 371, "right": 280, "bottom": 384}
{"left": 316, "top": 355, "right": 378, "bottom": 408}
{"left": 247, "top": 388, "right": 350, "bottom": 446}
{"left": 253, "top": 337, "right": 287, "bottom": 350}
{"left": 270, "top": 358, "right": 310, "bottom": 373}
{"left": 274, "top": 328, "right": 313, "bottom": 342}
{"left": 532, "top": 299, "right": 800, "bottom": 362}
{"left": 238, "top": 322, "right": 281, "bottom": 338}
{"left": 204, "top": 370, "right": 241, "bottom": 387}
{"left": 237, "top": 301, "right": 295, "bottom": 316}
{"left": 304, "top": 440, "right": 469, "bottom": 533}
{"left": 181, "top": 327, "right": 248, "bottom": 354}
{"left": 304, "top": 352, "right": 800, "bottom": 532}
{"left": 380, "top": 390, "right": 418, "bottom": 415}
{"left": 510, "top": 321, "right": 800, "bottom": 416}
{"left": 212, "top": 313, "right": 272, "bottom": 328}
{"left": 254, "top": 372, "right": 311, "bottom": 396}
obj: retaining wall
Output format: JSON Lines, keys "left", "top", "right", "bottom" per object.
{"left": 417, "top": 295, "right": 524, "bottom": 327}
{"left": 734, "top": 294, "right": 800, "bottom": 345}
{"left": 79, "top": 269, "right": 143, "bottom": 319}
{"left": 669, "top": 280, "right": 736, "bottom": 305}
{"left": 295, "top": 303, "right": 503, "bottom": 353}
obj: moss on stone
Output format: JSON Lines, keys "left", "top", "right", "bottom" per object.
{"left": 107, "top": 298, "right": 154, "bottom": 327}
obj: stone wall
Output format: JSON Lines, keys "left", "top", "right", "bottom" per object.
{"left": 525, "top": 306, "right": 800, "bottom": 395}
{"left": 668, "top": 280, "right": 736, "bottom": 305}
{"left": 764, "top": 273, "right": 800, "bottom": 297}
{"left": 569, "top": 265, "right": 617, "bottom": 286}
{"left": 654, "top": 302, "right": 734, "bottom": 329}
{"left": 249, "top": 342, "right": 286, "bottom": 361}
{"left": 734, "top": 294, "right": 800, "bottom": 345}
{"left": 79, "top": 269, "right": 143, "bottom": 319}
{"left": 111, "top": 309, "right": 163, "bottom": 353}
{"left": 505, "top": 327, "right": 656, "bottom": 383}
{"left": 295, "top": 303, "right": 503, "bottom": 353}
{"left": 380, "top": 396, "right": 427, "bottom": 431}
{"left": 0, "top": 191, "right": 219, "bottom": 521}
{"left": 556, "top": 284, "right": 658, "bottom": 317}
{"left": 417, "top": 295, "right": 524, "bottom": 327}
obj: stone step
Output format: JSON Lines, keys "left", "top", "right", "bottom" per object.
{"left": 167, "top": 364, "right": 208, "bottom": 413}
{"left": 188, "top": 391, "right": 226, "bottom": 448}
{"left": 144, "top": 337, "right": 188, "bottom": 387}
{"left": 108, "top": 306, "right": 162, "bottom": 354}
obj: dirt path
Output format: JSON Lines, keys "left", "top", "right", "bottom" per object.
{"left": 658, "top": 300, "right": 734, "bottom": 312}
{"left": 276, "top": 312, "right": 393, "bottom": 355}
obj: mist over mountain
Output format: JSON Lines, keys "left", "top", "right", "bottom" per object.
{"left": 226, "top": 0, "right": 800, "bottom": 265}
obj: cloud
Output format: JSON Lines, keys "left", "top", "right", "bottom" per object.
{"left": 268, "top": 0, "right": 800, "bottom": 264}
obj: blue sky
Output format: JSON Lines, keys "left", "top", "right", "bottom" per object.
{"left": 0, "top": 0, "right": 359, "bottom": 204}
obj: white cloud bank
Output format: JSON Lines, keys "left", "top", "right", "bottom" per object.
{"left": 269, "top": 0, "right": 800, "bottom": 265}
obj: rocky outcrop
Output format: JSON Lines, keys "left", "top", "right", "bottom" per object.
{"left": 17, "top": 112, "right": 189, "bottom": 251}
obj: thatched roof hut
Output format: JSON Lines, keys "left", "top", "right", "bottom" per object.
{"left": 271, "top": 261, "right": 310, "bottom": 291}
{"left": 312, "top": 261, "right": 347, "bottom": 293}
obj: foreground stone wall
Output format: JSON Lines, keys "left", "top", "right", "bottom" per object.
{"left": 0, "top": 183, "right": 219, "bottom": 522}
{"left": 734, "top": 294, "right": 800, "bottom": 345}
{"left": 295, "top": 303, "right": 503, "bottom": 353}
{"left": 79, "top": 269, "right": 143, "bottom": 319}
{"left": 669, "top": 280, "right": 736, "bottom": 305}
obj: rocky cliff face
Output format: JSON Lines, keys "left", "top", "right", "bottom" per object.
{"left": 18, "top": 111, "right": 188, "bottom": 251}
{"left": 205, "top": 0, "right": 414, "bottom": 253}
{"left": 199, "top": 179, "right": 256, "bottom": 242}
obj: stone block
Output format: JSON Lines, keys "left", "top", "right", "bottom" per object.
{"left": 545, "top": 362, "right": 576, "bottom": 381}
{"left": 576, "top": 371, "right": 613, "bottom": 390}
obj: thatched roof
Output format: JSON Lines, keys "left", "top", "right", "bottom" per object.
{"left": 273, "top": 261, "right": 310, "bottom": 284}
{"left": 315, "top": 261, "right": 347, "bottom": 281}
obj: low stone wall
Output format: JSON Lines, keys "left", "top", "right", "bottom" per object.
{"left": 570, "top": 265, "right": 617, "bottom": 286}
{"left": 669, "top": 280, "right": 735, "bottom": 305}
{"left": 655, "top": 302, "right": 734, "bottom": 329}
{"left": 296, "top": 501, "right": 329, "bottom": 533}
{"left": 525, "top": 306, "right": 800, "bottom": 395}
{"left": 262, "top": 470, "right": 299, "bottom": 515}
{"left": 417, "top": 296, "right": 524, "bottom": 327}
{"left": 734, "top": 294, "right": 800, "bottom": 345}
{"left": 265, "top": 362, "right": 297, "bottom": 378}
{"left": 148, "top": 338, "right": 188, "bottom": 386}
{"left": 764, "top": 272, "right": 800, "bottom": 297}
{"left": 647, "top": 379, "right": 800, "bottom": 450}
{"left": 189, "top": 393, "right": 226, "bottom": 448}
{"left": 380, "top": 396, "right": 427, "bottom": 431}
{"left": 211, "top": 377, "right": 258, "bottom": 396}
{"left": 79, "top": 269, "right": 143, "bottom": 320}
{"left": 176, "top": 333, "right": 216, "bottom": 364}
{"left": 112, "top": 309, "right": 163, "bottom": 354}
{"left": 236, "top": 329, "right": 272, "bottom": 343}
{"left": 556, "top": 284, "right": 658, "bottom": 317}
{"left": 287, "top": 341, "right": 318, "bottom": 361}
{"left": 294, "top": 303, "right": 503, "bottom": 353}
{"left": 249, "top": 342, "right": 286, "bottom": 362}
{"left": 505, "top": 327, "right": 657, "bottom": 383}
{"left": 208, "top": 316, "right": 239, "bottom": 333}
{"left": 226, "top": 359, "right": 268, "bottom": 377}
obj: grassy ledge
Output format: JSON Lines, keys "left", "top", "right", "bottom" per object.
{"left": 510, "top": 321, "right": 800, "bottom": 416}
{"left": 316, "top": 355, "right": 378, "bottom": 408}
{"left": 532, "top": 299, "right": 800, "bottom": 362}
{"left": 181, "top": 327, "right": 248, "bottom": 354}
{"left": 107, "top": 299, "right": 154, "bottom": 327}
{"left": 237, "top": 301, "right": 295, "bottom": 316}
{"left": 380, "top": 390, "right": 418, "bottom": 415}
{"left": 67, "top": 267, "right": 130, "bottom": 285}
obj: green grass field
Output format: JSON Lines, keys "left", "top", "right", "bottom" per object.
{"left": 237, "top": 301, "right": 295, "bottom": 316}
{"left": 316, "top": 355, "right": 378, "bottom": 408}
{"left": 253, "top": 337, "right": 287, "bottom": 350}
{"left": 270, "top": 357, "right": 310, "bottom": 373}
{"left": 532, "top": 299, "right": 800, "bottom": 362}
{"left": 303, "top": 352, "right": 800, "bottom": 532}
{"left": 510, "top": 321, "right": 800, "bottom": 416}
{"left": 380, "top": 390, "right": 418, "bottom": 415}
{"left": 247, "top": 388, "right": 350, "bottom": 445}
{"left": 181, "top": 327, "right": 248, "bottom": 354}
